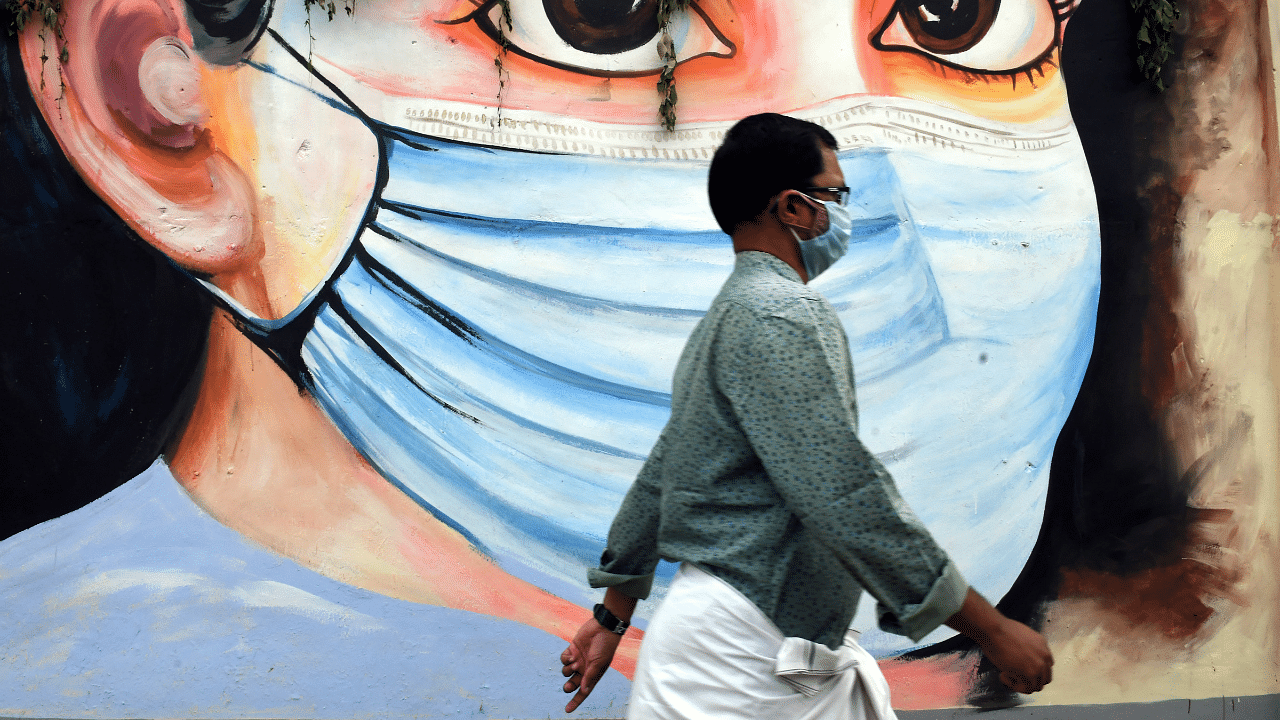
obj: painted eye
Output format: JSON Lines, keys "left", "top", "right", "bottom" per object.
{"left": 544, "top": 0, "right": 661, "bottom": 54}
{"left": 461, "top": 0, "right": 734, "bottom": 77}
{"left": 873, "top": 0, "right": 1063, "bottom": 74}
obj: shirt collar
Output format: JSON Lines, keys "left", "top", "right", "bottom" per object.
{"left": 734, "top": 250, "right": 803, "bottom": 284}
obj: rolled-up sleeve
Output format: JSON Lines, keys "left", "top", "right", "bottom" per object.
{"left": 714, "top": 302, "right": 968, "bottom": 642}
{"left": 877, "top": 561, "right": 968, "bottom": 642}
{"left": 587, "top": 435, "right": 666, "bottom": 599}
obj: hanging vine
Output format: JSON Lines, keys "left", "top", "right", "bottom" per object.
{"left": 656, "top": 0, "right": 689, "bottom": 131}
{"left": 4, "top": 0, "right": 68, "bottom": 91}
{"left": 303, "top": 0, "right": 355, "bottom": 21}
{"left": 302, "top": 0, "right": 356, "bottom": 66}
{"left": 492, "top": 0, "right": 512, "bottom": 130}
{"left": 1131, "top": 0, "right": 1179, "bottom": 91}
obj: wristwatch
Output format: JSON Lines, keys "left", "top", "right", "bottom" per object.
{"left": 593, "top": 603, "right": 629, "bottom": 635}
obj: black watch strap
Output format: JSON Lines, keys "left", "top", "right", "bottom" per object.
{"left": 593, "top": 603, "right": 629, "bottom": 635}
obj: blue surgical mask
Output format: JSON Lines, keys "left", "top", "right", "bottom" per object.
{"left": 788, "top": 194, "right": 853, "bottom": 280}
{"left": 185, "top": 30, "right": 1099, "bottom": 655}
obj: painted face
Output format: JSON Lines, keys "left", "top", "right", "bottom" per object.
{"left": 207, "top": 0, "right": 1099, "bottom": 656}
{"left": 268, "top": 0, "right": 1073, "bottom": 127}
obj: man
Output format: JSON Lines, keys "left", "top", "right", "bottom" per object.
{"left": 559, "top": 113, "right": 1054, "bottom": 718}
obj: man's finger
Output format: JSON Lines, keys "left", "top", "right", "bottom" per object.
{"left": 565, "top": 687, "right": 589, "bottom": 714}
{"left": 565, "top": 663, "right": 605, "bottom": 713}
{"left": 565, "top": 676, "right": 595, "bottom": 714}
{"left": 999, "top": 671, "right": 1032, "bottom": 694}
{"left": 562, "top": 675, "right": 579, "bottom": 694}
{"left": 560, "top": 645, "right": 576, "bottom": 665}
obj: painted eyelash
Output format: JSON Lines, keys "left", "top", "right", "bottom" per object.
{"left": 1052, "top": 0, "right": 1082, "bottom": 26}
{"left": 884, "top": 0, "right": 1077, "bottom": 86}
{"left": 926, "top": 51, "right": 1060, "bottom": 90}
{"left": 995, "top": 0, "right": 1077, "bottom": 83}
{"left": 444, "top": 0, "right": 733, "bottom": 79}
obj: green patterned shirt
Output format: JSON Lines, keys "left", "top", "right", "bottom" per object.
{"left": 589, "top": 251, "right": 968, "bottom": 649}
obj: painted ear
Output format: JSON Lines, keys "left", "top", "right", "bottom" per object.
{"left": 21, "top": 0, "right": 258, "bottom": 276}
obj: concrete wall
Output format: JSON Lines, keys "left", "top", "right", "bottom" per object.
{"left": 0, "top": 0, "right": 1275, "bottom": 716}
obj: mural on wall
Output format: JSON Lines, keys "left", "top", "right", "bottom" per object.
{"left": 0, "top": 0, "right": 1275, "bottom": 716}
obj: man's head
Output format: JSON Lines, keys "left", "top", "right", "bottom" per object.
{"left": 708, "top": 113, "right": 839, "bottom": 236}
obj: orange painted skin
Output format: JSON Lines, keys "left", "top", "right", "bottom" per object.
{"left": 881, "top": 654, "right": 981, "bottom": 709}
{"left": 170, "top": 309, "right": 644, "bottom": 676}
{"left": 23, "top": 0, "right": 1077, "bottom": 701}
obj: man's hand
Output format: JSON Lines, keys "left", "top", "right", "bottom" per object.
{"left": 561, "top": 588, "right": 637, "bottom": 713}
{"left": 945, "top": 588, "right": 1054, "bottom": 694}
{"left": 560, "top": 618, "right": 623, "bottom": 713}
{"left": 978, "top": 615, "right": 1053, "bottom": 694}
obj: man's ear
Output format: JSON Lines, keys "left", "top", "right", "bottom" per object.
{"left": 774, "top": 190, "right": 817, "bottom": 237}
{"left": 21, "top": 0, "right": 259, "bottom": 276}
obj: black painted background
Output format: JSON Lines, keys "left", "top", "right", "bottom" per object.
{"left": 0, "top": 35, "right": 211, "bottom": 539}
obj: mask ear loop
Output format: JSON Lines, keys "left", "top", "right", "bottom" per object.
{"left": 167, "top": 29, "right": 390, "bottom": 390}
{"left": 773, "top": 190, "right": 823, "bottom": 240}
{"left": 263, "top": 29, "right": 381, "bottom": 133}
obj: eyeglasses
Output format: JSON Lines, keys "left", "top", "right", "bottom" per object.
{"left": 799, "top": 187, "right": 851, "bottom": 206}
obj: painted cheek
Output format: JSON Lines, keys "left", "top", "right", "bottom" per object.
{"left": 879, "top": 49, "right": 1068, "bottom": 123}
{"left": 711, "top": 1, "right": 788, "bottom": 95}
{"left": 855, "top": 0, "right": 899, "bottom": 95}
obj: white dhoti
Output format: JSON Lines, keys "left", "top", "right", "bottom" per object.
{"left": 628, "top": 564, "right": 897, "bottom": 720}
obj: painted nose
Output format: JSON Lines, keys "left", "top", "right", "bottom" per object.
{"left": 772, "top": 0, "right": 873, "bottom": 100}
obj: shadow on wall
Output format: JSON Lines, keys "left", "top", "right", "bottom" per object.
{"left": 897, "top": 693, "right": 1280, "bottom": 719}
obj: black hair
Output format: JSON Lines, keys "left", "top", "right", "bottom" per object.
{"left": 0, "top": 34, "right": 211, "bottom": 540}
{"left": 183, "top": 0, "right": 273, "bottom": 64}
{"left": 707, "top": 113, "right": 838, "bottom": 236}
{"left": 0, "top": 0, "right": 268, "bottom": 540}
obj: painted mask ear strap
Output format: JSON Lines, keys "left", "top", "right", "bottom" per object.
{"left": 166, "top": 31, "right": 387, "bottom": 388}
{"left": 264, "top": 28, "right": 379, "bottom": 132}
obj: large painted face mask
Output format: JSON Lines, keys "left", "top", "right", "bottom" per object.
{"left": 191, "top": 27, "right": 1099, "bottom": 656}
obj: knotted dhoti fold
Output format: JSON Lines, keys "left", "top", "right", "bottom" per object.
{"left": 628, "top": 564, "right": 897, "bottom": 720}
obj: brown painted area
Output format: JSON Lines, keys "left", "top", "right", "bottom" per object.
{"left": 1135, "top": 0, "right": 1265, "bottom": 415}
{"left": 1137, "top": 178, "right": 1185, "bottom": 413}
{"left": 1060, "top": 562, "right": 1213, "bottom": 640}
{"left": 1058, "top": 507, "right": 1242, "bottom": 640}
